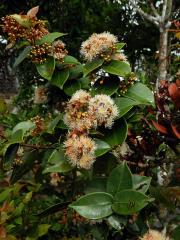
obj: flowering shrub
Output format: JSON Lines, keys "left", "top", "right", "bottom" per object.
{"left": 0, "top": 6, "right": 179, "bottom": 240}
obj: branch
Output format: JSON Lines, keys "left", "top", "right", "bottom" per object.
{"left": 149, "top": 0, "right": 160, "bottom": 18}
{"left": 129, "top": 0, "right": 159, "bottom": 27}
{"left": 162, "top": 0, "right": 168, "bottom": 21}
{"left": 165, "top": 0, "right": 173, "bottom": 21}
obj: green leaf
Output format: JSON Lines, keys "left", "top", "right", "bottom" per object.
{"left": 172, "top": 226, "right": 180, "bottom": 240}
{"left": 107, "top": 215, "right": 127, "bottom": 231}
{"left": 11, "top": 14, "right": 31, "bottom": 28}
{"left": 69, "top": 64, "right": 83, "bottom": 79}
{"left": 36, "top": 32, "right": 66, "bottom": 45}
{"left": 13, "top": 46, "right": 32, "bottom": 68}
{"left": 36, "top": 57, "right": 55, "bottom": 80}
{"left": 63, "top": 79, "right": 81, "bottom": 96}
{"left": 43, "top": 149, "right": 73, "bottom": 173}
{"left": 51, "top": 69, "right": 69, "bottom": 89}
{"left": 0, "top": 97, "right": 7, "bottom": 114}
{"left": 70, "top": 192, "right": 113, "bottom": 219}
{"left": 38, "top": 224, "right": 51, "bottom": 237}
{"left": 94, "top": 139, "right": 111, "bottom": 157}
{"left": 103, "top": 118, "right": 128, "bottom": 147}
{"left": 107, "top": 162, "right": 133, "bottom": 195}
{"left": 132, "top": 175, "right": 151, "bottom": 193}
{"left": 36, "top": 202, "right": 70, "bottom": 217}
{"left": 12, "top": 121, "right": 35, "bottom": 135}
{"left": 102, "top": 60, "right": 131, "bottom": 77}
{"left": 112, "top": 190, "right": 153, "bottom": 215}
{"left": 47, "top": 114, "right": 62, "bottom": 133}
{"left": 124, "top": 83, "right": 154, "bottom": 105}
{"left": 83, "top": 58, "right": 104, "bottom": 76}
{"left": 0, "top": 188, "right": 13, "bottom": 203}
{"left": 114, "top": 97, "right": 139, "bottom": 118}
{"left": 116, "top": 43, "right": 126, "bottom": 50}
{"left": 63, "top": 55, "right": 80, "bottom": 65}
{"left": 10, "top": 129, "right": 24, "bottom": 143}
{"left": 91, "top": 76, "right": 119, "bottom": 96}
{"left": 4, "top": 143, "right": 19, "bottom": 165}
{"left": 85, "top": 178, "right": 107, "bottom": 194}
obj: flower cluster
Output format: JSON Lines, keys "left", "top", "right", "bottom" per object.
{"left": 51, "top": 40, "right": 68, "bottom": 61}
{"left": 1, "top": 8, "right": 68, "bottom": 64}
{"left": 88, "top": 94, "right": 119, "bottom": 128}
{"left": 64, "top": 131, "right": 96, "bottom": 169}
{"left": 140, "top": 230, "right": 169, "bottom": 240}
{"left": 80, "top": 32, "right": 118, "bottom": 61}
{"left": 64, "top": 90, "right": 119, "bottom": 169}
{"left": 34, "top": 85, "right": 47, "bottom": 104}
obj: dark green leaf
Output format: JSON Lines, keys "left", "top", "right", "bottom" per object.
{"left": 85, "top": 178, "right": 107, "bottom": 194}
{"left": 102, "top": 60, "right": 131, "bottom": 77}
{"left": 47, "top": 114, "right": 62, "bottom": 133}
{"left": 69, "top": 64, "right": 83, "bottom": 79}
{"left": 13, "top": 46, "right": 32, "bottom": 68}
{"left": 91, "top": 76, "right": 119, "bottom": 96}
{"left": 36, "top": 202, "right": 70, "bottom": 217}
{"left": 132, "top": 175, "right": 151, "bottom": 193}
{"left": 38, "top": 224, "right": 51, "bottom": 237}
{"left": 107, "top": 162, "right": 133, "bottom": 195}
{"left": 112, "top": 190, "right": 153, "bottom": 215}
{"left": 124, "top": 83, "right": 154, "bottom": 105}
{"left": 4, "top": 143, "right": 19, "bottom": 165}
{"left": 70, "top": 192, "right": 113, "bottom": 219}
{"left": 83, "top": 58, "right": 104, "bottom": 76}
{"left": 114, "top": 97, "right": 139, "bottom": 118}
{"left": 94, "top": 139, "right": 111, "bottom": 157}
{"left": 63, "top": 80, "right": 81, "bottom": 96}
{"left": 51, "top": 69, "right": 69, "bottom": 89}
{"left": 36, "top": 32, "right": 66, "bottom": 45}
{"left": 36, "top": 57, "right": 55, "bottom": 80}
{"left": 103, "top": 118, "right": 128, "bottom": 147}
{"left": 172, "top": 226, "right": 180, "bottom": 240}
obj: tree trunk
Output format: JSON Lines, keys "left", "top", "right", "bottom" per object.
{"left": 158, "top": 27, "right": 168, "bottom": 81}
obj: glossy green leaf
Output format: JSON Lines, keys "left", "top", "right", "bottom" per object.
{"left": 102, "top": 60, "right": 131, "bottom": 77}
{"left": 51, "top": 69, "right": 69, "bottom": 89}
{"left": 94, "top": 139, "right": 111, "bottom": 157}
{"left": 4, "top": 143, "right": 19, "bottom": 165}
{"left": 107, "top": 215, "right": 127, "bottom": 231}
{"left": 116, "top": 43, "right": 126, "bottom": 50}
{"left": 63, "top": 55, "right": 80, "bottom": 65}
{"left": 112, "top": 190, "right": 152, "bottom": 215}
{"left": 36, "top": 57, "right": 55, "bottom": 80}
{"left": 36, "top": 32, "right": 66, "bottom": 45}
{"left": 36, "top": 202, "right": 70, "bottom": 217}
{"left": 132, "top": 175, "right": 151, "bottom": 193}
{"left": 70, "top": 192, "right": 113, "bottom": 219}
{"left": 124, "top": 83, "right": 154, "bottom": 105}
{"left": 107, "top": 162, "right": 132, "bottom": 195}
{"left": 85, "top": 178, "right": 107, "bottom": 194}
{"left": 12, "top": 121, "right": 35, "bottom": 135}
{"left": 10, "top": 129, "right": 24, "bottom": 143}
{"left": 83, "top": 58, "right": 104, "bottom": 76}
{"left": 114, "top": 97, "right": 139, "bottom": 118}
{"left": 43, "top": 149, "right": 73, "bottom": 173}
{"left": 69, "top": 64, "right": 83, "bottom": 79}
{"left": 13, "top": 46, "right": 32, "bottom": 68}
{"left": 103, "top": 118, "right": 128, "bottom": 147}
{"left": 91, "top": 76, "right": 119, "bottom": 96}
{"left": 63, "top": 80, "right": 81, "bottom": 96}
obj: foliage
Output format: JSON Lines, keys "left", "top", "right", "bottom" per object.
{"left": 0, "top": 5, "right": 179, "bottom": 240}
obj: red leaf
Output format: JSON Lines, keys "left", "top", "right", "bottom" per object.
{"left": 27, "top": 6, "right": 39, "bottom": 18}
{"left": 168, "top": 83, "right": 180, "bottom": 108}
{"left": 152, "top": 120, "right": 168, "bottom": 134}
{"left": 171, "top": 124, "right": 180, "bottom": 139}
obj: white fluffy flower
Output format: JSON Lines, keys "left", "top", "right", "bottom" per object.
{"left": 80, "top": 32, "right": 118, "bottom": 61}
{"left": 64, "top": 90, "right": 94, "bottom": 130}
{"left": 88, "top": 94, "right": 119, "bottom": 128}
{"left": 140, "top": 230, "right": 169, "bottom": 240}
{"left": 64, "top": 132, "right": 96, "bottom": 169}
